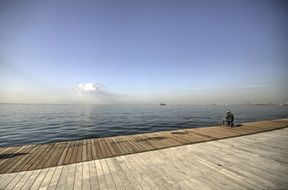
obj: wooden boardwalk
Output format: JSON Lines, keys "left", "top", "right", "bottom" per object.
{"left": 0, "top": 118, "right": 287, "bottom": 175}
{"left": 0, "top": 126, "right": 287, "bottom": 189}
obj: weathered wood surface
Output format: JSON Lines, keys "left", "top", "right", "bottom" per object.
{"left": 0, "top": 127, "right": 287, "bottom": 190}
{"left": 0, "top": 118, "right": 287, "bottom": 175}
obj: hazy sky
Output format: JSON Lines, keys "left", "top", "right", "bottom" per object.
{"left": 0, "top": 0, "right": 287, "bottom": 104}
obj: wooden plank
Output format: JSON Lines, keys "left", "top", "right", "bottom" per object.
{"left": 0, "top": 145, "right": 31, "bottom": 173}
{"left": 56, "top": 142, "right": 69, "bottom": 166}
{"left": 34, "top": 143, "right": 63, "bottom": 170}
{"left": 55, "top": 164, "right": 70, "bottom": 190}
{"left": 30, "top": 168, "right": 49, "bottom": 190}
{"left": 162, "top": 151, "right": 214, "bottom": 190}
{"left": 0, "top": 146, "right": 12, "bottom": 154}
{"left": 111, "top": 136, "right": 131, "bottom": 155}
{"left": 129, "top": 135, "right": 155, "bottom": 152}
{"left": 43, "top": 144, "right": 63, "bottom": 168}
{"left": 221, "top": 126, "right": 254, "bottom": 135}
{"left": 35, "top": 144, "right": 58, "bottom": 170}
{"left": 100, "top": 159, "right": 117, "bottom": 190}
{"left": 93, "top": 139, "right": 103, "bottom": 159}
{"left": 4, "top": 146, "right": 36, "bottom": 174}
{"left": 12, "top": 145, "right": 42, "bottom": 172}
{"left": 157, "top": 132, "right": 184, "bottom": 146}
{"left": 192, "top": 153, "right": 276, "bottom": 189}
{"left": 244, "top": 120, "right": 286, "bottom": 128}
{"left": 140, "top": 133, "right": 167, "bottom": 150}
{"left": 13, "top": 170, "right": 34, "bottom": 189}
{"left": 134, "top": 152, "right": 169, "bottom": 189}
{"left": 21, "top": 144, "right": 50, "bottom": 171}
{"left": 50, "top": 143, "right": 70, "bottom": 168}
{"left": 86, "top": 139, "right": 93, "bottom": 161}
{"left": 0, "top": 173, "right": 19, "bottom": 189}
{"left": 90, "top": 139, "right": 98, "bottom": 160}
{"left": 108, "top": 137, "right": 124, "bottom": 156}
{"left": 110, "top": 157, "right": 137, "bottom": 190}
{"left": 21, "top": 169, "right": 42, "bottom": 189}
{"left": 137, "top": 133, "right": 162, "bottom": 150}
{"left": 82, "top": 139, "right": 88, "bottom": 162}
{"left": 101, "top": 137, "right": 113, "bottom": 158}
{"left": 165, "top": 132, "right": 193, "bottom": 145}
{"left": 122, "top": 136, "right": 140, "bottom": 153}
{"left": 119, "top": 155, "right": 154, "bottom": 190}
{"left": 233, "top": 161, "right": 288, "bottom": 187}
{"left": 190, "top": 127, "right": 230, "bottom": 139}
{"left": 82, "top": 161, "right": 91, "bottom": 190}
{"left": 88, "top": 160, "right": 100, "bottom": 190}
{"left": 149, "top": 133, "right": 178, "bottom": 148}
{"left": 165, "top": 142, "right": 237, "bottom": 186}
{"left": 200, "top": 139, "right": 287, "bottom": 187}
{"left": 228, "top": 142, "right": 288, "bottom": 164}
{"left": 0, "top": 146, "right": 20, "bottom": 166}
{"left": 121, "top": 136, "right": 142, "bottom": 152}
{"left": 105, "top": 159, "right": 126, "bottom": 190}
{"left": 232, "top": 138, "right": 288, "bottom": 156}
{"left": 0, "top": 146, "right": 24, "bottom": 166}
{"left": 185, "top": 131, "right": 214, "bottom": 142}
{"left": 125, "top": 135, "right": 146, "bottom": 152}
{"left": 215, "top": 126, "right": 246, "bottom": 134}
{"left": 73, "top": 162, "right": 83, "bottom": 190}
{"left": 0, "top": 175, "right": 14, "bottom": 190}
{"left": 114, "top": 156, "right": 143, "bottom": 189}
{"left": 184, "top": 144, "right": 262, "bottom": 189}
{"left": 69, "top": 140, "right": 80, "bottom": 164}
{"left": 63, "top": 141, "right": 76, "bottom": 165}
{"left": 32, "top": 144, "right": 57, "bottom": 170}
{"left": 76, "top": 140, "right": 83, "bottom": 163}
{"left": 113, "top": 136, "right": 134, "bottom": 154}
{"left": 95, "top": 160, "right": 108, "bottom": 190}
{"left": 216, "top": 137, "right": 288, "bottom": 160}
{"left": 103, "top": 137, "right": 117, "bottom": 157}
{"left": 112, "top": 136, "right": 133, "bottom": 155}
{"left": 4, "top": 171, "right": 26, "bottom": 190}
{"left": 98, "top": 138, "right": 110, "bottom": 158}
{"left": 196, "top": 158, "right": 253, "bottom": 188}
{"left": 31, "top": 143, "right": 56, "bottom": 170}
{"left": 131, "top": 151, "right": 172, "bottom": 189}
{"left": 47, "top": 166, "right": 63, "bottom": 190}
{"left": 39, "top": 167, "right": 57, "bottom": 190}
{"left": 64, "top": 163, "right": 76, "bottom": 190}
{"left": 164, "top": 145, "right": 247, "bottom": 189}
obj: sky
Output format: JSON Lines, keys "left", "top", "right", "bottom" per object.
{"left": 0, "top": 0, "right": 288, "bottom": 105}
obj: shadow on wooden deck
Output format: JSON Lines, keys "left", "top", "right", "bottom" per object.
{"left": 0, "top": 153, "right": 29, "bottom": 159}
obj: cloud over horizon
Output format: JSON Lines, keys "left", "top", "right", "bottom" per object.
{"left": 71, "top": 83, "right": 104, "bottom": 93}
{"left": 66, "top": 82, "right": 129, "bottom": 104}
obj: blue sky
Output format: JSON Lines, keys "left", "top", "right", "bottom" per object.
{"left": 0, "top": 0, "right": 287, "bottom": 104}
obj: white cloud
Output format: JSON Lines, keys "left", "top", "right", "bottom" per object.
{"left": 65, "top": 82, "right": 128, "bottom": 104}
{"left": 72, "top": 83, "right": 104, "bottom": 93}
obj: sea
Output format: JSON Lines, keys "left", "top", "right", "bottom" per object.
{"left": 0, "top": 104, "right": 287, "bottom": 147}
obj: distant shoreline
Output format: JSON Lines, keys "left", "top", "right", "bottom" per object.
{"left": 0, "top": 102, "right": 286, "bottom": 106}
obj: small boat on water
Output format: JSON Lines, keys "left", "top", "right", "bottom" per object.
{"left": 160, "top": 103, "right": 166, "bottom": 106}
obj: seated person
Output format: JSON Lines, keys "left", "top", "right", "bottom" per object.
{"left": 223, "top": 110, "right": 234, "bottom": 127}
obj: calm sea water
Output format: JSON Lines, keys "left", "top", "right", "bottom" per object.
{"left": 0, "top": 104, "right": 287, "bottom": 147}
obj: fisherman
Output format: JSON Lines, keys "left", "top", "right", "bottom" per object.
{"left": 223, "top": 110, "right": 234, "bottom": 127}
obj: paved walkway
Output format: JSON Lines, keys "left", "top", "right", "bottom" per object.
{"left": 0, "top": 127, "right": 287, "bottom": 189}
{"left": 0, "top": 119, "right": 287, "bottom": 174}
